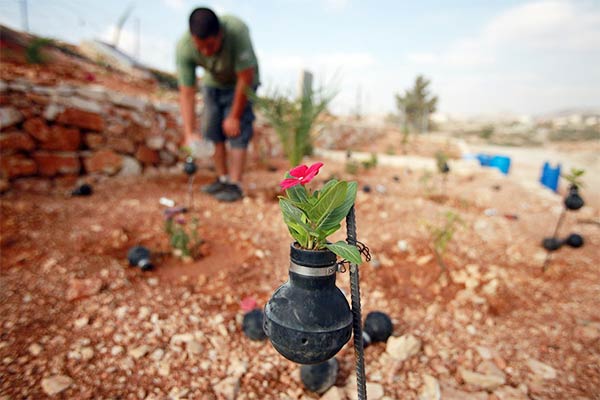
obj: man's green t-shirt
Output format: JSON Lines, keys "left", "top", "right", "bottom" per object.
{"left": 176, "top": 14, "right": 260, "bottom": 89}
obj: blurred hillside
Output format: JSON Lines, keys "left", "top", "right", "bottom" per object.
{"left": 0, "top": 24, "right": 178, "bottom": 101}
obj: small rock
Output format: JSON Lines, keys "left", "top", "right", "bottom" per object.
{"left": 386, "top": 334, "right": 421, "bottom": 361}
{"left": 416, "top": 255, "right": 433, "bottom": 266}
{"left": 227, "top": 358, "right": 248, "bottom": 380}
{"left": 128, "top": 345, "right": 150, "bottom": 359}
{"left": 158, "top": 360, "right": 171, "bottom": 376}
{"left": 441, "top": 383, "right": 488, "bottom": 400}
{"left": 138, "top": 306, "right": 151, "bottom": 320}
{"left": 320, "top": 386, "right": 345, "bottom": 400}
{"left": 459, "top": 367, "right": 506, "bottom": 390}
{"left": 80, "top": 347, "right": 94, "bottom": 360}
{"left": 396, "top": 240, "right": 408, "bottom": 252}
{"left": 475, "top": 346, "right": 492, "bottom": 360}
{"left": 74, "top": 317, "right": 89, "bottom": 328}
{"left": 418, "top": 374, "right": 440, "bottom": 400}
{"left": 111, "top": 345, "right": 124, "bottom": 356}
{"left": 150, "top": 348, "right": 164, "bottom": 361}
{"left": 168, "top": 387, "right": 189, "bottom": 400}
{"left": 115, "top": 306, "right": 128, "bottom": 319}
{"left": 41, "top": 375, "right": 73, "bottom": 396}
{"left": 213, "top": 376, "right": 240, "bottom": 400}
{"left": 526, "top": 358, "right": 557, "bottom": 380}
{"left": 187, "top": 340, "right": 203, "bottom": 355}
{"left": 494, "top": 385, "right": 528, "bottom": 400}
{"left": 170, "top": 333, "right": 194, "bottom": 345}
{"left": 28, "top": 343, "right": 43, "bottom": 356}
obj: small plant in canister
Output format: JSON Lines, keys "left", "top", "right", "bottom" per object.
{"left": 362, "top": 311, "right": 393, "bottom": 347}
{"left": 563, "top": 168, "right": 585, "bottom": 211}
{"left": 542, "top": 168, "right": 586, "bottom": 272}
{"left": 127, "top": 245, "right": 154, "bottom": 271}
{"left": 264, "top": 162, "right": 364, "bottom": 365}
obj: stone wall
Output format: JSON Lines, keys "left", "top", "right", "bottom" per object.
{"left": 0, "top": 78, "right": 186, "bottom": 190}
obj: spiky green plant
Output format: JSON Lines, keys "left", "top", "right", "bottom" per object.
{"left": 251, "top": 86, "right": 335, "bottom": 166}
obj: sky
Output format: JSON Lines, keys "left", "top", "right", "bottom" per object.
{"left": 1, "top": 0, "right": 599, "bottom": 117}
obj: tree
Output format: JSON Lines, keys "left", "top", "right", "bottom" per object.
{"left": 395, "top": 75, "right": 438, "bottom": 137}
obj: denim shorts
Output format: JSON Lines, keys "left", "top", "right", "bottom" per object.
{"left": 201, "top": 85, "right": 256, "bottom": 149}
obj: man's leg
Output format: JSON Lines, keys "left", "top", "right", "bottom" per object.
{"left": 200, "top": 86, "right": 230, "bottom": 194}
{"left": 213, "top": 87, "right": 255, "bottom": 202}
{"left": 213, "top": 142, "right": 228, "bottom": 177}
{"left": 229, "top": 147, "right": 246, "bottom": 184}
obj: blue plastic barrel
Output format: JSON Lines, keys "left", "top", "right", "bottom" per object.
{"left": 540, "top": 162, "right": 561, "bottom": 192}
{"left": 490, "top": 155, "right": 511, "bottom": 175}
{"left": 476, "top": 153, "right": 493, "bottom": 166}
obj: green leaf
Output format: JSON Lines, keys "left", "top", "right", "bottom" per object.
{"left": 308, "top": 181, "right": 347, "bottom": 227}
{"left": 279, "top": 198, "right": 312, "bottom": 247}
{"left": 317, "top": 181, "right": 357, "bottom": 232}
{"left": 325, "top": 241, "right": 362, "bottom": 265}
{"left": 286, "top": 182, "right": 309, "bottom": 204}
{"left": 314, "top": 179, "right": 338, "bottom": 199}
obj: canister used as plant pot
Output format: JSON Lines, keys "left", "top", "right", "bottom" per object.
{"left": 264, "top": 244, "right": 352, "bottom": 365}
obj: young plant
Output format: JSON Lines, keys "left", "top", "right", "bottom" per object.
{"left": 361, "top": 153, "right": 378, "bottom": 170}
{"left": 164, "top": 208, "right": 204, "bottom": 260}
{"left": 345, "top": 159, "right": 360, "bottom": 175}
{"left": 26, "top": 37, "right": 53, "bottom": 64}
{"left": 419, "top": 171, "right": 434, "bottom": 196}
{"left": 251, "top": 86, "right": 335, "bottom": 166}
{"left": 427, "top": 211, "right": 462, "bottom": 274}
{"left": 279, "top": 162, "right": 362, "bottom": 265}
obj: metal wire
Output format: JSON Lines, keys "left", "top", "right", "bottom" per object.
{"left": 346, "top": 205, "right": 367, "bottom": 400}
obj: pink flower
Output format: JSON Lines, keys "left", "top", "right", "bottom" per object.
{"left": 240, "top": 296, "right": 258, "bottom": 311}
{"left": 280, "top": 162, "right": 324, "bottom": 190}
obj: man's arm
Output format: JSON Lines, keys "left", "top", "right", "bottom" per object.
{"left": 222, "top": 67, "right": 254, "bottom": 137}
{"left": 179, "top": 85, "right": 198, "bottom": 145}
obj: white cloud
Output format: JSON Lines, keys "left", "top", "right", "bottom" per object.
{"left": 408, "top": 0, "right": 600, "bottom": 69}
{"left": 399, "top": 0, "right": 600, "bottom": 116}
{"left": 483, "top": 0, "right": 600, "bottom": 50}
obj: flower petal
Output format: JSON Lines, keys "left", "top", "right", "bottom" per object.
{"left": 240, "top": 297, "right": 257, "bottom": 312}
{"left": 280, "top": 178, "right": 301, "bottom": 190}
{"left": 300, "top": 162, "right": 324, "bottom": 183}
{"left": 289, "top": 164, "right": 308, "bottom": 178}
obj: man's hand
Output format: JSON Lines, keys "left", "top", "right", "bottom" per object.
{"left": 183, "top": 133, "right": 201, "bottom": 147}
{"left": 222, "top": 115, "right": 241, "bottom": 138}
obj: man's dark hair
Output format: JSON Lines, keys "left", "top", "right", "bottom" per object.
{"left": 189, "top": 7, "right": 220, "bottom": 39}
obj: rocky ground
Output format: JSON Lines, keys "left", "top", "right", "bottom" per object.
{"left": 1, "top": 155, "right": 599, "bottom": 399}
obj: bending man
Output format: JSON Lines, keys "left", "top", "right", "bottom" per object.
{"left": 176, "top": 7, "right": 260, "bottom": 202}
